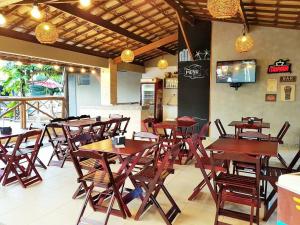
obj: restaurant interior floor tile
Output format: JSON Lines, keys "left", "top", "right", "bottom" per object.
{"left": 1, "top": 139, "right": 298, "bottom": 225}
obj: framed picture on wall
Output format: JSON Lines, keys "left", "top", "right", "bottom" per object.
{"left": 280, "top": 84, "right": 295, "bottom": 101}
{"left": 267, "top": 78, "right": 277, "bottom": 92}
{"left": 265, "top": 94, "right": 277, "bottom": 102}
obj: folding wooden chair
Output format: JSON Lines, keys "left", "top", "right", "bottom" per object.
{"left": 71, "top": 148, "right": 129, "bottom": 225}
{"left": 46, "top": 119, "right": 69, "bottom": 168}
{"left": 132, "top": 143, "right": 181, "bottom": 225}
{"left": 187, "top": 132, "right": 226, "bottom": 201}
{"left": 88, "top": 121, "right": 108, "bottom": 141}
{"left": 117, "top": 117, "right": 130, "bottom": 135}
{"left": 0, "top": 130, "right": 43, "bottom": 188}
{"left": 141, "top": 117, "right": 156, "bottom": 132}
{"left": 211, "top": 151, "right": 261, "bottom": 225}
{"left": 214, "top": 119, "right": 235, "bottom": 138}
{"left": 104, "top": 118, "right": 122, "bottom": 138}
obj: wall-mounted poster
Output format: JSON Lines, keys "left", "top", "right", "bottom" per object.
{"left": 265, "top": 94, "right": 277, "bottom": 102}
{"left": 280, "top": 84, "right": 295, "bottom": 101}
{"left": 280, "top": 76, "right": 297, "bottom": 82}
{"left": 267, "top": 78, "right": 277, "bottom": 92}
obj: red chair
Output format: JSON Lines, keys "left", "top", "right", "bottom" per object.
{"left": 88, "top": 121, "right": 108, "bottom": 141}
{"left": 187, "top": 130, "right": 226, "bottom": 201}
{"left": 132, "top": 143, "right": 181, "bottom": 225}
{"left": 211, "top": 151, "right": 261, "bottom": 225}
{"left": 141, "top": 117, "right": 156, "bottom": 132}
{"left": 71, "top": 148, "right": 130, "bottom": 225}
{"left": 0, "top": 130, "right": 43, "bottom": 188}
{"left": 214, "top": 119, "right": 235, "bottom": 138}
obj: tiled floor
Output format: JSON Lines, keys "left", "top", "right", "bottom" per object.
{"left": 0, "top": 139, "right": 298, "bottom": 225}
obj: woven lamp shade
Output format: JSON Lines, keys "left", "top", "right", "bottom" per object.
{"left": 235, "top": 34, "right": 254, "bottom": 53}
{"left": 207, "top": 0, "right": 240, "bottom": 19}
{"left": 121, "top": 49, "right": 135, "bottom": 63}
{"left": 157, "top": 59, "right": 168, "bottom": 69}
{"left": 35, "top": 22, "right": 58, "bottom": 44}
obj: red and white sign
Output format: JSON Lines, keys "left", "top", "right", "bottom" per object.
{"left": 268, "top": 59, "right": 292, "bottom": 74}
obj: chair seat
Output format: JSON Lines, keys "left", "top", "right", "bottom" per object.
{"left": 80, "top": 170, "right": 119, "bottom": 188}
{"left": 130, "top": 156, "right": 154, "bottom": 166}
{"left": 221, "top": 189, "right": 259, "bottom": 206}
{"left": 216, "top": 173, "right": 257, "bottom": 191}
{"left": 133, "top": 166, "right": 171, "bottom": 182}
{"left": 80, "top": 159, "right": 101, "bottom": 170}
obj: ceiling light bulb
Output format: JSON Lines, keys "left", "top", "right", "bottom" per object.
{"left": 79, "top": 0, "right": 91, "bottom": 7}
{"left": 53, "top": 65, "right": 60, "bottom": 70}
{"left": 80, "top": 68, "right": 86, "bottom": 73}
{"left": 31, "top": 4, "right": 41, "bottom": 19}
{"left": 68, "top": 67, "right": 74, "bottom": 72}
{"left": 0, "top": 13, "right": 6, "bottom": 26}
{"left": 91, "top": 69, "right": 96, "bottom": 74}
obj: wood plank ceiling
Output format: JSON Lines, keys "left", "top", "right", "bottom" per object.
{"left": 0, "top": 0, "right": 299, "bottom": 65}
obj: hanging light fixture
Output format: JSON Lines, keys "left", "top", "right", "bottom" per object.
{"left": 157, "top": 58, "right": 168, "bottom": 70}
{"left": 80, "top": 68, "right": 86, "bottom": 73}
{"left": 16, "top": 61, "right": 23, "bottom": 66}
{"left": 207, "top": 0, "right": 240, "bottom": 19}
{"left": 31, "top": 2, "right": 42, "bottom": 19}
{"left": 36, "top": 63, "right": 43, "bottom": 68}
{"left": 0, "top": 13, "right": 6, "bottom": 26}
{"left": 235, "top": 25, "right": 254, "bottom": 53}
{"left": 121, "top": 49, "right": 134, "bottom": 63}
{"left": 68, "top": 67, "right": 74, "bottom": 72}
{"left": 35, "top": 22, "right": 59, "bottom": 44}
{"left": 53, "top": 65, "right": 60, "bottom": 71}
{"left": 91, "top": 69, "right": 96, "bottom": 74}
{"left": 79, "top": 0, "right": 91, "bottom": 7}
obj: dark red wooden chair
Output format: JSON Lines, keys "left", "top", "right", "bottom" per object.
{"left": 104, "top": 118, "right": 122, "bottom": 138}
{"left": 71, "top": 147, "right": 130, "bottom": 225}
{"left": 132, "top": 143, "right": 181, "bottom": 225}
{"left": 117, "top": 117, "right": 130, "bottom": 135}
{"left": 131, "top": 132, "right": 160, "bottom": 171}
{"left": 187, "top": 131, "right": 226, "bottom": 201}
{"left": 211, "top": 151, "right": 261, "bottom": 225}
{"left": 88, "top": 121, "right": 108, "bottom": 141}
{"left": 214, "top": 119, "right": 235, "bottom": 138}
{"left": 46, "top": 119, "right": 69, "bottom": 168}
{"left": 0, "top": 130, "right": 43, "bottom": 188}
{"left": 141, "top": 117, "right": 156, "bottom": 132}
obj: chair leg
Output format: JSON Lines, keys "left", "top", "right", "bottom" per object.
{"left": 76, "top": 185, "right": 92, "bottom": 225}
{"left": 104, "top": 192, "right": 116, "bottom": 225}
{"left": 214, "top": 192, "right": 222, "bottom": 225}
{"left": 250, "top": 204, "right": 254, "bottom": 225}
{"left": 256, "top": 204, "right": 260, "bottom": 225}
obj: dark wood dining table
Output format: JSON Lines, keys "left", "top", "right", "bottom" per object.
{"left": 79, "top": 138, "right": 158, "bottom": 218}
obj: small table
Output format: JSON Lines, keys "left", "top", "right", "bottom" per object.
{"left": 79, "top": 139, "right": 158, "bottom": 218}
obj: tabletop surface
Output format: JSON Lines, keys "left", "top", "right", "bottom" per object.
{"left": 59, "top": 118, "right": 110, "bottom": 127}
{"left": 79, "top": 139, "right": 157, "bottom": 156}
{"left": 0, "top": 129, "right": 29, "bottom": 139}
{"left": 228, "top": 121, "right": 270, "bottom": 128}
{"left": 206, "top": 138, "right": 278, "bottom": 157}
{"left": 157, "top": 120, "right": 198, "bottom": 128}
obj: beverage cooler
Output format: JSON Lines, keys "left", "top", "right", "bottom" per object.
{"left": 277, "top": 172, "right": 300, "bottom": 225}
{"left": 140, "top": 78, "right": 163, "bottom": 122}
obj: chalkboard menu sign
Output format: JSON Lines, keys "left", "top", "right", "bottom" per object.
{"left": 178, "top": 20, "right": 211, "bottom": 130}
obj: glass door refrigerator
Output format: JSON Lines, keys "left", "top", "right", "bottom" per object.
{"left": 140, "top": 78, "right": 163, "bottom": 122}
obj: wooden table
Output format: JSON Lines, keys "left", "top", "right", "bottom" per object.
{"left": 229, "top": 121, "right": 270, "bottom": 129}
{"left": 206, "top": 138, "right": 278, "bottom": 157}
{"left": 79, "top": 139, "right": 158, "bottom": 218}
{"left": 59, "top": 118, "right": 110, "bottom": 128}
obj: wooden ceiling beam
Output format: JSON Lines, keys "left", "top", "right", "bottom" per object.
{"left": 239, "top": 0, "right": 250, "bottom": 31}
{"left": 49, "top": 3, "right": 176, "bottom": 55}
{"left": 113, "top": 33, "right": 178, "bottom": 64}
{"left": 244, "top": 2, "right": 300, "bottom": 9}
{"left": 177, "top": 12, "right": 194, "bottom": 61}
{"left": 0, "top": 28, "right": 111, "bottom": 58}
{"left": 162, "top": 0, "right": 195, "bottom": 25}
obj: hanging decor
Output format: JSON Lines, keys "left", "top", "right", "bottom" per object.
{"left": 35, "top": 22, "right": 58, "bottom": 44}
{"left": 157, "top": 58, "right": 168, "bottom": 69}
{"left": 121, "top": 49, "right": 134, "bottom": 63}
{"left": 235, "top": 25, "right": 254, "bottom": 53}
{"left": 207, "top": 0, "right": 240, "bottom": 19}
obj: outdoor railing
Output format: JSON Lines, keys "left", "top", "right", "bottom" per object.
{"left": 0, "top": 96, "right": 66, "bottom": 128}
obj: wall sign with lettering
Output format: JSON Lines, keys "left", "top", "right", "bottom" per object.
{"left": 280, "top": 76, "right": 297, "bottom": 82}
{"left": 268, "top": 59, "right": 292, "bottom": 74}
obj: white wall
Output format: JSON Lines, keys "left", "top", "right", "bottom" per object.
{"left": 117, "top": 71, "right": 142, "bottom": 103}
